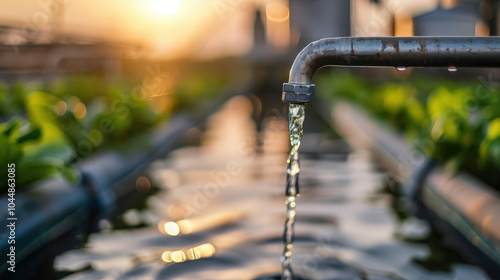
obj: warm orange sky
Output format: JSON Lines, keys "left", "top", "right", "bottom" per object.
{"left": 1, "top": 0, "right": 447, "bottom": 59}
{"left": 0, "top": 0, "right": 274, "bottom": 59}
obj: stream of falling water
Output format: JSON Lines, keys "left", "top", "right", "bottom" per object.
{"left": 281, "top": 104, "right": 305, "bottom": 280}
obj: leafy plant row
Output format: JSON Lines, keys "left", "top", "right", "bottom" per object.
{"left": 0, "top": 74, "right": 227, "bottom": 192}
{"left": 317, "top": 70, "right": 500, "bottom": 189}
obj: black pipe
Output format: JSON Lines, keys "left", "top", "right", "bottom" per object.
{"left": 283, "top": 37, "right": 500, "bottom": 103}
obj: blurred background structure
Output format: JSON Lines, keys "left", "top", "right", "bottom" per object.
{"left": 1, "top": 0, "right": 500, "bottom": 279}
{"left": 0, "top": 0, "right": 496, "bottom": 64}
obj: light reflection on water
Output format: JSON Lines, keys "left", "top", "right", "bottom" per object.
{"left": 54, "top": 97, "right": 491, "bottom": 280}
{"left": 161, "top": 243, "right": 216, "bottom": 263}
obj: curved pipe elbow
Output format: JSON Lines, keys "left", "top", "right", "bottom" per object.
{"left": 288, "top": 38, "right": 334, "bottom": 85}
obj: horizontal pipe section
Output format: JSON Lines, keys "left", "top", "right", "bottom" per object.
{"left": 289, "top": 37, "right": 500, "bottom": 84}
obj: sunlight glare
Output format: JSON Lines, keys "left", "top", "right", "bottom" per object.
{"left": 151, "top": 0, "right": 180, "bottom": 15}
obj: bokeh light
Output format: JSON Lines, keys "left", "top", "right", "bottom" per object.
{"left": 161, "top": 243, "right": 215, "bottom": 263}
{"left": 266, "top": 2, "right": 290, "bottom": 23}
{"left": 164, "top": 221, "right": 181, "bottom": 236}
{"left": 135, "top": 176, "right": 152, "bottom": 194}
{"left": 186, "top": 243, "right": 216, "bottom": 260}
{"left": 53, "top": 101, "right": 68, "bottom": 116}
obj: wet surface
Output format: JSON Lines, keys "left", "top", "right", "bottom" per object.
{"left": 53, "top": 97, "right": 491, "bottom": 280}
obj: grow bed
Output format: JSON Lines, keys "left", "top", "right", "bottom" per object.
{"left": 329, "top": 102, "right": 500, "bottom": 277}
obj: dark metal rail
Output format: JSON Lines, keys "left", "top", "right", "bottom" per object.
{"left": 282, "top": 37, "right": 500, "bottom": 103}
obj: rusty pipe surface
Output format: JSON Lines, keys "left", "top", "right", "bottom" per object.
{"left": 283, "top": 37, "right": 500, "bottom": 103}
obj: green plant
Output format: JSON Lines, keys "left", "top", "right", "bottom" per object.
{"left": 0, "top": 117, "right": 77, "bottom": 191}
{"left": 317, "top": 70, "right": 500, "bottom": 189}
{"left": 0, "top": 73, "right": 229, "bottom": 192}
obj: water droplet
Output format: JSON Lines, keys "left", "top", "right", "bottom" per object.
{"left": 447, "top": 66, "right": 458, "bottom": 72}
{"left": 396, "top": 66, "right": 407, "bottom": 72}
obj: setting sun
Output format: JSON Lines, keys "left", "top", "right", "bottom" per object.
{"left": 151, "top": 0, "right": 180, "bottom": 15}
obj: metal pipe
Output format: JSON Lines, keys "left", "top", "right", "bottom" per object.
{"left": 283, "top": 37, "right": 500, "bottom": 103}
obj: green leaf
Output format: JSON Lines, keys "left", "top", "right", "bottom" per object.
{"left": 25, "top": 91, "right": 60, "bottom": 125}
{"left": 24, "top": 92, "right": 74, "bottom": 162}
{"left": 17, "top": 126, "right": 41, "bottom": 144}
{"left": 489, "top": 138, "right": 500, "bottom": 170}
{"left": 487, "top": 118, "right": 500, "bottom": 140}
{"left": 21, "top": 133, "right": 74, "bottom": 163}
{"left": 0, "top": 119, "right": 20, "bottom": 141}
{"left": 15, "top": 159, "right": 79, "bottom": 186}
{"left": 0, "top": 134, "right": 23, "bottom": 167}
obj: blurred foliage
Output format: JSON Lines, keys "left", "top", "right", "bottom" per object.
{"left": 0, "top": 73, "right": 228, "bottom": 192}
{"left": 317, "top": 70, "right": 500, "bottom": 189}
